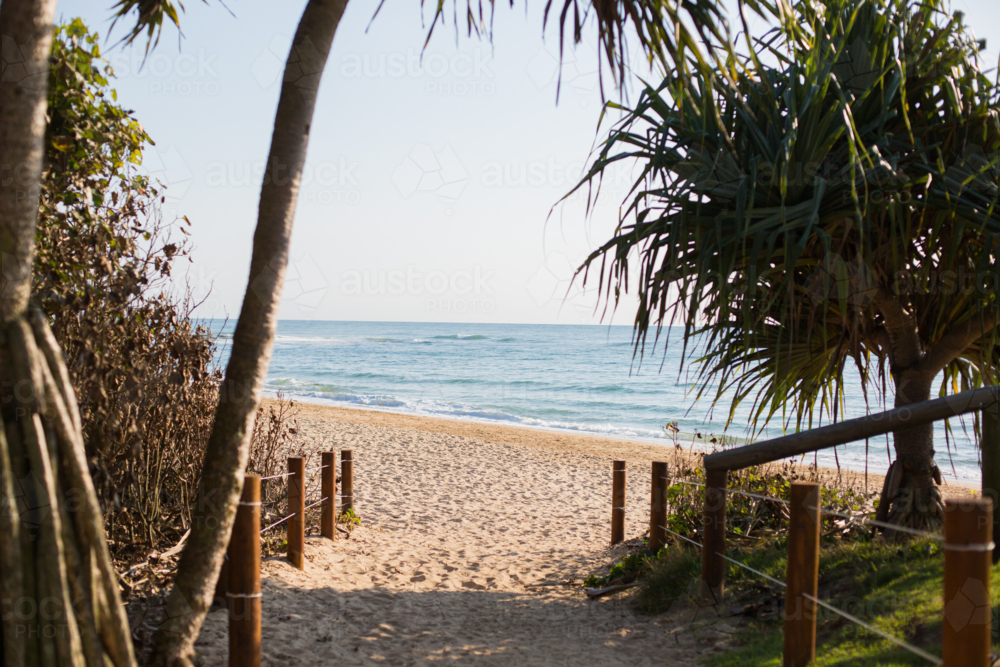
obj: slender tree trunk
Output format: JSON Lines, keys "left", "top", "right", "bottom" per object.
{"left": 881, "top": 368, "right": 944, "bottom": 533}
{"left": 150, "top": 1, "right": 348, "bottom": 664}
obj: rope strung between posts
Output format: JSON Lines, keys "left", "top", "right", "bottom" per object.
{"left": 259, "top": 464, "right": 330, "bottom": 481}
{"left": 670, "top": 478, "right": 793, "bottom": 506}
{"left": 661, "top": 524, "right": 789, "bottom": 589}
{"left": 660, "top": 522, "right": 942, "bottom": 662}
{"left": 260, "top": 513, "right": 295, "bottom": 534}
{"left": 803, "top": 594, "right": 943, "bottom": 665}
{"left": 660, "top": 525, "right": 702, "bottom": 549}
{"left": 303, "top": 497, "right": 328, "bottom": 512}
{"left": 260, "top": 496, "right": 330, "bottom": 534}
{"left": 717, "top": 553, "right": 787, "bottom": 589}
{"left": 811, "top": 506, "right": 943, "bottom": 541}
{"left": 662, "top": 471, "right": 952, "bottom": 662}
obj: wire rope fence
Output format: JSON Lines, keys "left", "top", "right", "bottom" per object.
{"left": 606, "top": 445, "right": 993, "bottom": 665}
{"left": 221, "top": 451, "right": 359, "bottom": 666}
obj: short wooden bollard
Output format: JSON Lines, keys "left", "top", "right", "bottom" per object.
{"left": 701, "top": 467, "right": 728, "bottom": 602}
{"left": 321, "top": 451, "right": 336, "bottom": 539}
{"left": 649, "top": 462, "right": 668, "bottom": 552}
{"left": 783, "top": 482, "right": 820, "bottom": 667}
{"left": 287, "top": 456, "right": 305, "bottom": 569}
{"left": 611, "top": 460, "right": 626, "bottom": 545}
{"left": 942, "top": 497, "right": 993, "bottom": 667}
{"left": 229, "top": 475, "right": 261, "bottom": 667}
{"left": 341, "top": 449, "right": 354, "bottom": 515}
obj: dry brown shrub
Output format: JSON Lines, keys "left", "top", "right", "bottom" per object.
{"left": 34, "top": 21, "right": 222, "bottom": 562}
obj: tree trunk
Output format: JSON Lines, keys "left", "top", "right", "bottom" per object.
{"left": 880, "top": 368, "right": 944, "bottom": 534}
{"left": 0, "top": 0, "right": 56, "bottom": 319}
{"left": 1, "top": 2, "right": 136, "bottom": 665}
{"left": 149, "top": 1, "right": 348, "bottom": 664}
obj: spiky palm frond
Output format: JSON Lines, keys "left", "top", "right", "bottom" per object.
{"left": 112, "top": 0, "right": 743, "bottom": 101}
{"left": 423, "top": 0, "right": 736, "bottom": 93}
{"left": 574, "top": 0, "right": 1000, "bottom": 434}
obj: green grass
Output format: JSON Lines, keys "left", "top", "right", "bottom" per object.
{"left": 639, "top": 537, "right": 999, "bottom": 665}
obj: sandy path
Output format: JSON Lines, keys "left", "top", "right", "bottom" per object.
{"left": 193, "top": 402, "right": 976, "bottom": 665}
{"left": 193, "top": 405, "right": 738, "bottom": 665}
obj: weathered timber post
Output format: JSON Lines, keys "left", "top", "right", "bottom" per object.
{"left": 942, "top": 497, "right": 992, "bottom": 667}
{"left": 229, "top": 475, "right": 261, "bottom": 667}
{"left": 321, "top": 451, "right": 336, "bottom": 539}
{"left": 701, "top": 468, "right": 727, "bottom": 602}
{"left": 341, "top": 449, "right": 354, "bottom": 515}
{"left": 783, "top": 482, "right": 820, "bottom": 667}
{"left": 287, "top": 457, "right": 305, "bottom": 570}
{"left": 611, "top": 460, "right": 626, "bottom": 545}
{"left": 980, "top": 400, "right": 1000, "bottom": 565}
{"left": 649, "top": 462, "right": 668, "bottom": 552}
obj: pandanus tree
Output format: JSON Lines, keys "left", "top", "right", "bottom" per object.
{"left": 0, "top": 0, "right": 745, "bottom": 664}
{"left": 574, "top": 0, "right": 1000, "bottom": 531}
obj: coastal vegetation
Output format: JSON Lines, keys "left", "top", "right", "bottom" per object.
{"left": 38, "top": 20, "right": 220, "bottom": 561}
{"left": 576, "top": 0, "right": 1000, "bottom": 532}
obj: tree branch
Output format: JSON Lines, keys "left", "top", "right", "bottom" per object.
{"left": 920, "top": 306, "right": 1000, "bottom": 374}
{"left": 872, "top": 286, "right": 923, "bottom": 371}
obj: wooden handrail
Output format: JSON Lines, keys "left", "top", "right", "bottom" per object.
{"left": 703, "top": 385, "right": 1000, "bottom": 472}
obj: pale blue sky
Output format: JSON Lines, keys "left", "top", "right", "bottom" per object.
{"left": 56, "top": 0, "right": 1000, "bottom": 325}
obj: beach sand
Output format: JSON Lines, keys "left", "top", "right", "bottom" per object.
{"left": 193, "top": 401, "right": 977, "bottom": 666}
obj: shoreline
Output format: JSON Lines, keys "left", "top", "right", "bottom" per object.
{"left": 268, "top": 397, "right": 979, "bottom": 495}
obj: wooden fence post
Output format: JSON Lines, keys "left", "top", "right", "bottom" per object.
{"left": 649, "top": 462, "right": 668, "bottom": 552}
{"left": 942, "top": 497, "right": 992, "bottom": 667}
{"left": 611, "top": 460, "right": 626, "bottom": 545}
{"left": 701, "top": 468, "right": 728, "bottom": 602}
{"left": 341, "top": 449, "right": 354, "bottom": 515}
{"left": 229, "top": 474, "right": 261, "bottom": 667}
{"left": 783, "top": 482, "right": 820, "bottom": 667}
{"left": 981, "top": 401, "right": 1000, "bottom": 565}
{"left": 321, "top": 451, "right": 336, "bottom": 539}
{"left": 287, "top": 456, "right": 305, "bottom": 570}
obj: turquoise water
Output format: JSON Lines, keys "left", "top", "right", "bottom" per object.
{"left": 208, "top": 320, "right": 980, "bottom": 483}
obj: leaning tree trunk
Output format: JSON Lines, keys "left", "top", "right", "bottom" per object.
{"left": 876, "top": 367, "right": 945, "bottom": 535}
{"left": 149, "top": 1, "right": 348, "bottom": 664}
{"left": 0, "top": 1, "right": 136, "bottom": 665}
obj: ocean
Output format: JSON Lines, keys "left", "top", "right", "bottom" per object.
{"left": 208, "top": 320, "right": 981, "bottom": 483}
